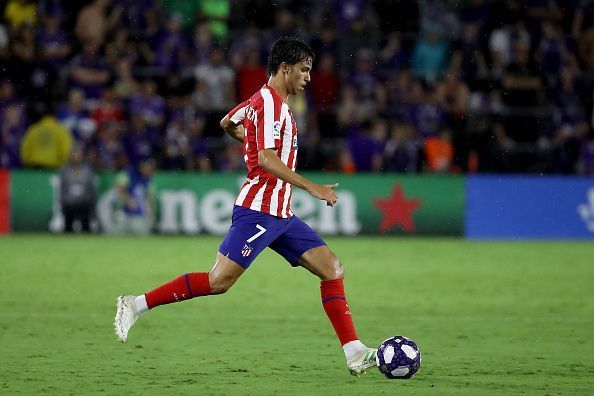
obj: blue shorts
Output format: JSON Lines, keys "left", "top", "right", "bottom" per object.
{"left": 219, "top": 206, "right": 326, "bottom": 269}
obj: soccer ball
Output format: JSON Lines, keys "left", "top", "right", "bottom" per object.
{"left": 376, "top": 336, "right": 421, "bottom": 379}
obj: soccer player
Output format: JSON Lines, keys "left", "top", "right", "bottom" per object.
{"left": 114, "top": 37, "right": 377, "bottom": 376}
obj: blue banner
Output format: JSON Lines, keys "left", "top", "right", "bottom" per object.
{"left": 466, "top": 176, "right": 594, "bottom": 239}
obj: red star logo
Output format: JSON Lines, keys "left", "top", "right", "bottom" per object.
{"left": 373, "top": 185, "right": 423, "bottom": 233}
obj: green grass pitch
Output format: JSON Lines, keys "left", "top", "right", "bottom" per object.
{"left": 1, "top": 235, "right": 593, "bottom": 395}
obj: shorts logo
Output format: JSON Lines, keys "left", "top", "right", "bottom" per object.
{"left": 273, "top": 120, "right": 281, "bottom": 139}
{"left": 241, "top": 244, "right": 253, "bottom": 257}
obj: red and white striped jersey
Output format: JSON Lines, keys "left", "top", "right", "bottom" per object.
{"left": 225, "top": 85, "right": 298, "bottom": 218}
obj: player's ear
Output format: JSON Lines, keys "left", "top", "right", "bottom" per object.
{"left": 280, "top": 62, "right": 290, "bottom": 74}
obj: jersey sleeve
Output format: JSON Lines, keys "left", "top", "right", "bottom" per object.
{"left": 255, "top": 89, "right": 282, "bottom": 151}
{"left": 226, "top": 100, "right": 249, "bottom": 125}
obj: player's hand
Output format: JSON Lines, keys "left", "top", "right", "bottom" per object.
{"left": 308, "top": 183, "right": 339, "bottom": 207}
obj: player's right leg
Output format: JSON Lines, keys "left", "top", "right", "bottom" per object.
{"left": 269, "top": 215, "right": 377, "bottom": 375}
{"left": 297, "top": 246, "right": 377, "bottom": 376}
{"left": 114, "top": 253, "right": 244, "bottom": 342}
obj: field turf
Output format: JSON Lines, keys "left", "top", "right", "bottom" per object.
{"left": 1, "top": 235, "right": 593, "bottom": 395}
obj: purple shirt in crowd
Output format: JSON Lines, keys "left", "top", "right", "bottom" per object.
{"left": 347, "top": 127, "right": 383, "bottom": 171}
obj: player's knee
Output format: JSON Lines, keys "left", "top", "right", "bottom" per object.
{"left": 208, "top": 273, "right": 234, "bottom": 295}
{"left": 325, "top": 255, "right": 344, "bottom": 280}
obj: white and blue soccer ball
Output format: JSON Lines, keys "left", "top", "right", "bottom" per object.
{"left": 376, "top": 336, "right": 421, "bottom": 379}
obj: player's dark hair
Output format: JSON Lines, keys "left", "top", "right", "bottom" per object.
{"left": 267, "top": 37, "right": 315, "bottom": 76}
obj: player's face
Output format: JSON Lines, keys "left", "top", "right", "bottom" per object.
{"left": 286, "top": 58, "right": 312, "bottom": 95}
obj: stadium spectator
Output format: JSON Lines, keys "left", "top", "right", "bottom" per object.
{"left": 20, "top": 109, "right": 72, "bottom": 169}
{"left": 69, "top": 40, "right": 112, "bottom": 101}
{"left": 37, "top": 12, "right": 71, "bottom": 73}
{"left": 74, "top": 0, "right": 121, "bottom": 45}
{"left": 151, "top": 12, "right": 189, "bottom": 73}
{"left": 337, "top": 85, "right": 368, "bottom": 137}
{"left": 383, "top": 122, "right": 419, "bottom": 173}
{"left": 3, "top": 0, "right": 37, "bottom": 30}
{"left": 351, "top": 49, "right": 381, "bottom": 105}
{"left": 160, "top": 0, "right": 199, "bottom": 30}
{"left": 198, "top": 0, "right": 230, "bottom": 42}
{"left": 489, "top": 19, "right": 531, "bottom": 70}
{"left": 0, "top": 23, "right": 8, "bottom": 58}
{"left": 129, "top": 79, "right": 165, "bottom": 130}
{"left": 193, "top": 46, "right": 235, "bottom": 135}
{"left": 347, "top": 119, "right": 384, "bottom": 172}
{"left": 262, "top": 9, "right": 303, "bottom": 51}
{"left": 112, "top": 57, "right": 139, "bottom": 100}
{"left": 338, "top": 17, "right": 378, "bottom": 73}
{"left": 435, "top": 71, "right": 469, "bottom": 129}
{"left": 424, "top": 127, "right": 455, "bottom": 173}
{"left": 88, "top": 122, "right": 125, "bottom": 170}
{"left": 104, "top": 26, "right": 138, "bottom": 66}
{"left": 90, "top": 86, "right": 124, "bottom": 132}
{"left": 0, "top": 103, "right": 27, "bottom": 168}
{"left": 59, "top": 145, "right": 96, "bottom": 233}
{"left": 310, "top": 22, "right": 339, "bottom": 59}
{"left": 162, "top": 114, "right": 190, "bottom": 170}
{"left": 407, "top": 81, "right": 444, "bottom": 139}
{"left": 337, "top": 145, "right": 356, "bottom": 173}
{"left": 189, "top": 21, "right": 215, "bottom": 67}
{"left": 378, "top": 32, "right": 408, "bottom": 76}
{"left": 310, "top": 52, "right": 340, "bottom": 138}
{"left": 0, "top": 80, "right": 20, "bottom": 119}
{"left": 217, "top": 142, "right": 243, "bottom": 172}
{"left": 410, "top": 24, "right": 450, "bottom": 83}
{"left": 188, "top": 116, "right": 211, "bottom": 171}
{"left": 536, "top": 21, "right": 575, "bottom": 80}
{"left": 161, "top": 72, "right": 193, "bottom": 111}
{"left": 9, "top": 24, "right": 36, "bottom": 94}
{"left": 136, "top": 6, "right": 163, "bottom": 67}
{"left": 450, "top": 22, "right": 488, "bottom": 81}
{"left": 331, "top": 0, "right": 371, "bottom": 33}
{"left": 236, "top": 47, "right": 267, "bottom": 102}
{"left": 122, "top": 114, "right": 158, "bottom": 167}
{"left": 501, "top": 41, "right": 544, "bottom": 170}
{"left": 111, "top": 158, "right": 156, "bottom": 235}
{"left": 56, "top": 88, "right": 95, "bottom": 145}
{"left": 550, "top": 68, "right": 589, "bottom": 173}
{"left": 116, "top": 0, "right": 154, "bottom": 40}
{"left": 229, "top": 23, "right": 263, "bottom": 69}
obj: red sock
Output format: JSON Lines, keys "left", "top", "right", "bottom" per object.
{"left": 145, "top": 272, "right": 211, "bottom": 309}
{"left": 321, "top": 279, "right": 358, "bottom": 345}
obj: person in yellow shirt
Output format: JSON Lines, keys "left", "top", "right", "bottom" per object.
{"left": 4, "top": 0, "right": 37, "bottom": 29}
{"left": 20, "top": 112, "right": 73, "bottom": 169}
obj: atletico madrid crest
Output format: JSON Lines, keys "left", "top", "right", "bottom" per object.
{"left": 241, "top": 244, "right": 253, "bottom": 257}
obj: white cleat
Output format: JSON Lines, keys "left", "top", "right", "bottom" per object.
{"left": 114, "top": 295, "right": 139, "bottom": 343}
{"left": 347, "top": 348, "right": 378, "bottom": 376}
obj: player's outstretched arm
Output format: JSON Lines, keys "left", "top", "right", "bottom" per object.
{"left": 258, "top": 149, "right": 339, "bottom": 207}
{"left": 220, "top": 115, "right": 244, "bottom": 143}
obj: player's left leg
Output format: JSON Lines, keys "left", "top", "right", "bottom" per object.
{"left": 297, "top": 246, "right": 377, "bottom": 376}
{"left": 269, "top": 216, "right": 376, "bottom": 375}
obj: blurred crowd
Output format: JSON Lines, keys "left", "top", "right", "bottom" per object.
{"left": 2, "top": 0, "right": 594, "bottom": 175}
